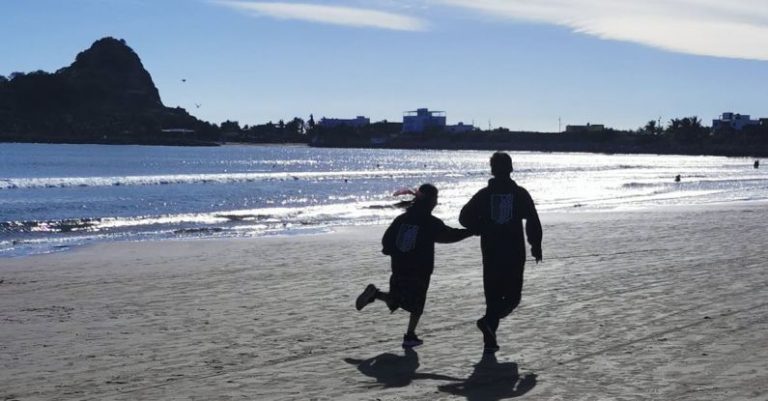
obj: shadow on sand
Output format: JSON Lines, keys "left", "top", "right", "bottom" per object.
{"left": 437, "top": 352, "right": 537, "bottom": 400}
{"left": 344, "top": 348, "right": 461, "bottom": 389}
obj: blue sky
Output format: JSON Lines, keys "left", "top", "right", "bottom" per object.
{"left": 2, "top": 0, "right": 768, "bottom": 131}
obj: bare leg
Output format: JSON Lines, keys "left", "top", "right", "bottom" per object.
{"left": 402, "top": 313, "right": 425, "bottom": 347}
{"left": 375, "top": 290, "right": 399, "bottom": 311}
{"left": 407, "top": 312, "right": 421, "bottom": 335}
{"left": 375, "top": 290, "right": 389, "bottom": 302}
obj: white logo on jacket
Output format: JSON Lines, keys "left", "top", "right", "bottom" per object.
{"left": 491, "top": 194, "right": 514, "bottom": 224}
{"left": 396, "top": 224, "right": 419, "bottom": 252}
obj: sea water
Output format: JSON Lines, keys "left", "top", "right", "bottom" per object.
{"left": 1, "top": 143, "right": 765, "bottom": 257}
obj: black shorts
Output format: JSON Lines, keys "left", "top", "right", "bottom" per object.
{"left": 388, "top": 273, "right": 431, "bottom": 314}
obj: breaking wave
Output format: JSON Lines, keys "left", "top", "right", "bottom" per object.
{"left": 0, "top": 169, "right": 471, "bottom": 190}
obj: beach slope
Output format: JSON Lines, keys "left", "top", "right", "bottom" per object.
{"left": 1, "top": 204, "right": 767, "bottom": 400}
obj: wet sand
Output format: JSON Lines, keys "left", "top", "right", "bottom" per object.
{"left": 1, "top": 203, "right": 767, "bottom": 400}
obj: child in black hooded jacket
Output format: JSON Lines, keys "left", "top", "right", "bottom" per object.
{"left": 356, "top": 183, "right": 473, "bottom": 348}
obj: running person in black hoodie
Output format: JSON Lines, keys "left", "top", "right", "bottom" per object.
{"left": 460, "top": 152, "right": 543, "bottom": 352}
{"left": 356, "top": 184, "right": 473, "bottom": 348}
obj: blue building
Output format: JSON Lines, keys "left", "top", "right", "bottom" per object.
{"left": 402, "top": 108, "right": 447, "bottom": 134}
{"left": 712, "top": 112, "right": 760, "bottom": 132}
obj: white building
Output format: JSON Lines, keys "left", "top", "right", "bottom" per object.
{"left": 566, "top": 123, "right": 605, "bottom": 133}
{"left": 446, "top": 122, "right": 476, "bottom": 134}
{"left": 712, "top": 112, "right": 760, "bottom": 131}
{"left": 318, "top": 116, "right": 370, "bottom": 129}
{"left": 402, "top": 108, "right": 447, "bottom": 134}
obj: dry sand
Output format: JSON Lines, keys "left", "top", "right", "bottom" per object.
{"left": 1, "top": 203, "right": 767, "bottom": 400}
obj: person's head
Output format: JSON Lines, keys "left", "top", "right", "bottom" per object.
{"left": 490, "top": 152, "right": 513, "bottom": 177}
{"left": 411, "top": 183, "right": 438, "bottom": 213}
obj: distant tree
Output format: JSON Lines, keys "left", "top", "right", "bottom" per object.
{"left": 686, "top": 116, "right": 702, "bottom": 129}
{"left": 278, "top": 119, "right": 285, "bottom": 130}
{"left": 220, "top": 120, "right": 241, "bottom": 132}
{"left": 668, "top": 116, "right": 702, "bottom": 131}
{"left": 643, "top": 120, "right": 662, "bottom": 135}
{"left": 667, "top": 116, "right": 708, "bottom": 142}
{"left": 0, "top": 75, "right": 8, "bottom": 84}
{"left": 9, "top": 72, "right": 26, "bottom": 80}
{"left": 285, "top": 117, "right": 305, "bottom": 136}
{"left": 307, "top": 114, "right": 315, "bottom": 130}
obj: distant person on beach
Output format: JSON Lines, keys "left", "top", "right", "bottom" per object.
{"left": 675, "top": 175, "right": 681, "bottom": 182}
{"left": 755, "top": 160, "right": 760, "bottom": 169}
{"left": 356, "top": 183, "right": 473, "bottom": 348}
{"left": 460, "top": 152, "right": 543, "bottom": 353}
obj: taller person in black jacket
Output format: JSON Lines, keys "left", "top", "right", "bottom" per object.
{"left": 460, "top": 152, "right": 543, "bottom": 352}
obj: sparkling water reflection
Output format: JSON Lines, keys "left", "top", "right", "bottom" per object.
{"left": 0, "top": 143, "right": 764, "bottom": 256}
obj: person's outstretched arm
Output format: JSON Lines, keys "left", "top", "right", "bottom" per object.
{"left": 435, "top": 221, "right": 474, "bottom": 244}
{"left": 521, "top": 189, "right": 543, "bottom": 262}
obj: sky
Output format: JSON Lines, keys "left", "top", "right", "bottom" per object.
{"left": 2, "top": 0, "right": 768, "bottom": 131}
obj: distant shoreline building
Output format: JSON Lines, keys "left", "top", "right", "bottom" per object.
{"left": 712, "top": 112, "right": 760, "bottom": 132}
{"left": 318, "top": 116, "right": 370, "bottom": 129}
{"left": 565, "top": 123, "right": 605, "bottom": 133}
{"left": 402, "top": 108, "right": 474, "bottom": 134}
{"left": 402, "top": 108, "right": 446, "bottom": 134}
{"left": 446, "top": 122, "right": 475, "bottom": 134}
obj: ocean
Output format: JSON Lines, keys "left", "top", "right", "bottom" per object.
{"left": 1, "top": 143, "right": 765, "bottom": 257}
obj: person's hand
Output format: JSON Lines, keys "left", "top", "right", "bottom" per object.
{"left": 531, "top": 246, "right": 543, "bottom": 263}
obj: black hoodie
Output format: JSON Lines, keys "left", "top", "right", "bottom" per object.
{"left": 382, "top": 206, "right": 472, "bottom": 277}
{"left": 459, "top": 177, "right": 542, "bottom": 266}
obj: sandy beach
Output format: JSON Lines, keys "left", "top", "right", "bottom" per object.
{"left": 1, "top": 203, "right": 767, "bottom": 400}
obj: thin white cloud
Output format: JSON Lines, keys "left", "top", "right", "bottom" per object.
{"left": 215, "top": 1, "right": 427, "bottom": 31}
{"left": 435, "top": 0, "right": 768, "bottom": 60}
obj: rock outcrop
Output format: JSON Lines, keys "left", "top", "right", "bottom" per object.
{"left": 0, "top": 37, "right": 219, "bottom": 145}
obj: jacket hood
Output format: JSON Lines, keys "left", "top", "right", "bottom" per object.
{"left": 406, "top": 203, "right": 433, "bottom": 218}
{"left": 488, "top": 177, "right": 518, "bottom": 191}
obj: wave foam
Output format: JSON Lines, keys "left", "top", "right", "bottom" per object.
{"left": 0, "top": 169, "right": 472, "bottom": 190}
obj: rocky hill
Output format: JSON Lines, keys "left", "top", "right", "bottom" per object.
{"left": 0, "top": 37, "right": 219, "bottom": 145}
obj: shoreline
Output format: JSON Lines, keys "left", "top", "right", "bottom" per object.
{"left": 3, "top": 140, "right": 767, "bottom": 158}
{"left": 5, "top": 198, "right": 768, "bottom": 260}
